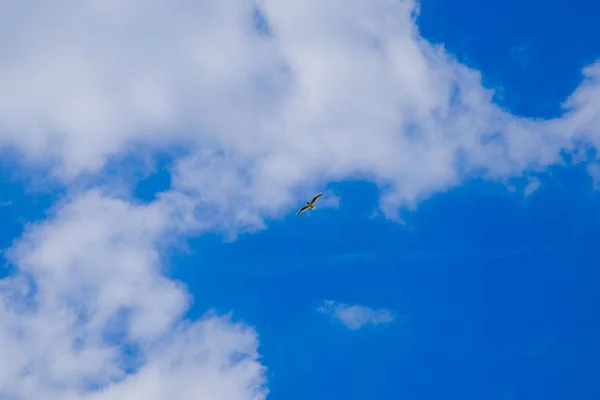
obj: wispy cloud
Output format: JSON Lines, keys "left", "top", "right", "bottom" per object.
{"left": 318, "top": 300, "right": 394, "bottom": 330}
{"left": 318, "top": 192, "right": 341, "bottom": 209}
{"left": 524, "top": 177, "right": 541, "bottom": 197}
{"left": 587, "top": 162, "right": 600, "bottom": 189}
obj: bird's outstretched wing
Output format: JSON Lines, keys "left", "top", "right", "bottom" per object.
{"left": 296, "top": 204, "right": 310, "bottom": 215}
{"left": 310, "top": 192, "right": 323, "bottom": 205}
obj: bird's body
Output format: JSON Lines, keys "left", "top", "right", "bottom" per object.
{"left": 296, "top": 192, "right": 323, "bottom": 215}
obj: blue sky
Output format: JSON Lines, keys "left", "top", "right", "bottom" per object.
{"left": 176, "top": 170, "right": 600, "bottom": 400}
{"left": 1, "top": 0, "right": 600, "bottom": 399}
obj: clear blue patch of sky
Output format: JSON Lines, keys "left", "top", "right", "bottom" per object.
{"left": 417, "top": 0, "right": 600, "bottom": 119}
{"left": 130, "top": 152, "right": 174, "bottom": 203}
{"left": 100, "top": 145, "right": 183, "bottom": 203}
{"left": 0, "top": 160, "right": 63, "bottom": 277}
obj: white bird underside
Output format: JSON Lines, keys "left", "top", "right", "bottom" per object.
{"left": 296, "top": 192, "right": 323, "bottom": 216}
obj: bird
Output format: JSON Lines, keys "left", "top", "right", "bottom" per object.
{"left": 296, "top": 192, "right": 323, "bottom": 216}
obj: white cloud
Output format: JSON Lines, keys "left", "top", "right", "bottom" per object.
{"left": 315, "top": 191, "right": 341, "bottom": 209}
{"left": 318, "top": 300, "right": 394, "bottom": 330}
{"left": 587, "top": 162, "right": 600, "bottom": 189}
{"left": 1, "top": 0, "right": 600, "bottom": 398}
{"left": 0, "top": 0, "right": 599, "bottom": 230}
{"left": 523, "top": 177, "right": 541, "bottom": 197}
{"left": 0, "top": 191, "right": 267, "bottom": 400}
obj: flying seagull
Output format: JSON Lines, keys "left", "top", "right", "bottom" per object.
{"left": 296, "top": 192, "right": 323, "bottom": 216}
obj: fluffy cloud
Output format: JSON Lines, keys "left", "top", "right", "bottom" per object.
{"left": 318, "top": 300, "right": 394, "bottom": 330}
{"left": 0, "top": 191, "right": 267, "bottom": 400}
{"left": 1, "top": 0, "right": 600, "bottom": 398}
{"left": 1, "top": 0, "right": 599, "bottom": 227}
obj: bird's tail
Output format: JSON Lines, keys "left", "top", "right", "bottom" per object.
{"left": 310, "top": 205, "right": 316, "bottom": 210}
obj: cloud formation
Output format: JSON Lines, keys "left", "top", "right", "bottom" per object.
{"left": 0, "top": 0, "right": 599, "bottom": 398}
{"left": 0, "top": 191, "right": 267, "bottom": 399}
{"left": 1, "top": 0, "right": 599, "bottom": 227}
{"left": 318, "top": 300, "right": 394, "bottom": 330}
